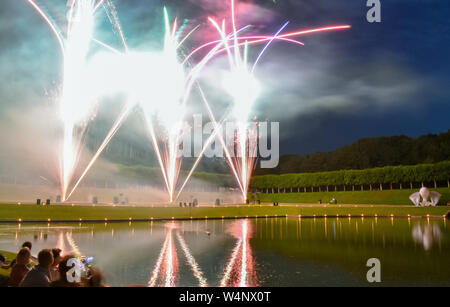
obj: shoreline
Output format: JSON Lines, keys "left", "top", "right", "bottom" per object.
{"left": 0, "top": 203, "right": 448, "bottom": 224}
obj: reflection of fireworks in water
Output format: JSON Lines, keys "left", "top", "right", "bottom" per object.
{"left": 220, "top": 238, "right": 242, "bottom": 287}
{"left": 56, "top": 232, "right": 67, "bottom": 255}
{"left": 148, "top": 228, "right": 170, "bottom": 287}
{"left": 163, "top": 227, "right": 178, "bottom": 287}
{"left": 176, "top": 231, "right": 208, "bottom": 287}
{"left": 149, "top": 222, "right": 208, "bottom": 287}
{"left": 220, "top": 220, "right": 257, "bottom": 287}
{"left": 66, "top": 232, "right": 82, "bottom": 258}
{"left": 148, "top": 223, "right": 179, "bottom": 287}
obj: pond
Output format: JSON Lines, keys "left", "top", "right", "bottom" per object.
{"left": 0, "top": 217, "right": 449, "bottom": 286}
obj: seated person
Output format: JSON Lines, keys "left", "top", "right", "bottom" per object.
{"left": 8, "top": 241, "right": 37, "bottom": 268}
{"left": 19, "top": 249, "right": 53, "bottom": 287}
{"left": 9, "top": 247, "right": 31, "bottom": 287}
{"left": 49, "top": 248, "right": 62, "bottom": 281}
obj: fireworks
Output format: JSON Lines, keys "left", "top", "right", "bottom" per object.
{"left": 24, "top": 0, "right": 350, "bottom": 202}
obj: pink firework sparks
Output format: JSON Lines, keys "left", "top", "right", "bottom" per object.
{"left": 221, "top": 220, "right": 258, "bottom": 287}
{"left": 149, "top": 223, "right": 179, "bottom": 287}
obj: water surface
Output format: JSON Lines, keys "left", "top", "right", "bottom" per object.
{"left": 0, "top": 217, "right": 448, "bottom": 286}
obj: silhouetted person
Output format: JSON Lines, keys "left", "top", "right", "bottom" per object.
{"left": 9, "top": 247, "right": 31, "bottom": 287}
{"left": 20, "top": 249, "right": 53, "bottom": 287}
{"left": 50, "top": 248, "right": 62, "bottom": 281}
{"left": 8, "top": 241, "right": 35, "bottom": 269}
{"left": 85, "top": 267, "right": 105, "bottom": 287}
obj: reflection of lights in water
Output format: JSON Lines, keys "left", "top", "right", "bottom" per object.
{"left": 56, "top": 232, "right": 67, "bottom": 256}
{"left": 149, "top": 222, "right": 179, "bottom": 287}
{"left": 164, "top": 229, "right": 177, "bottom": 287}
{"left": 145, "top": 220, "right": 258, "bottom": 287}
{"left": 220, "top": 239, "right": 242, "bottom": 287}
{"left": 221, "top": 220, "right": 257, "bottom": 287}
{"left": 239, "top": 220, "right": 248, "bottom": 287}
{"left": 66, "top": 232, "right": 82, "bottom": 258}
{"left": 148, "top": 230, "right": 170, "bottom": 287}
{"left": 176, "top": 232, "right": 208, "bottom": 287}
{"left": 412, "top": 223, "right": 443, "bottom": 251}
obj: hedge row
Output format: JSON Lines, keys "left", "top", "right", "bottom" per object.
{"left": 250, "top": 161, "right": 450, "bottom": 190}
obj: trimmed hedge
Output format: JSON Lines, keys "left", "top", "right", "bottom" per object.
{"left": 250, "top": 161, "right": 450, "bottom": 190}
{"left": 247, "top": 188, "right": 450, "bottom": 205}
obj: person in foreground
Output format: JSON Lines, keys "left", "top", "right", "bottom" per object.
{"left": 7, "top": 241, "right": 37, "bottom": 269}
{"left": 9, "top": 247, "right": 31, "bottom": 287}
{"left": 50, "top": 248, "right": 62, "bottom": 281}
{"left": 85, "top": 267, "right": 105, "bottom": 287}
{"left": 19, "top": 249, "right": 53, "bottom": 287}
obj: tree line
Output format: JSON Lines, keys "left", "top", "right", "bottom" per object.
{"left": 250, "top": 161, "right": 450, "bottom": 193}
{"left": 255, "top": 130, "right": 450, "bottom": 175}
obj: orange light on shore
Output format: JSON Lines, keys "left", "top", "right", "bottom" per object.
{"left": 47, "top": 218, "right": 51, "bottom": 222}
{"left": 18, "top": 218, "right": 22, "bottom": 223}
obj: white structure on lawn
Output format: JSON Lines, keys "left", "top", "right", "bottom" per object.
{"left": 409, "top": 187, "right": 441, "bottom": 207}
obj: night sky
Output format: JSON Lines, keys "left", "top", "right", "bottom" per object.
{"left": 0, "top": 0, "right": 449, "bottom": 160}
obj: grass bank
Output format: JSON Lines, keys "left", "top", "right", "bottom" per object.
{"left": 0, "top": 250, "right": 15, "bottom": 277}
{"left": 249, "top": 188, "right": 450, "bottom": 205}
{"left": 0, "top": 203, "right": 448, "bottom": 222}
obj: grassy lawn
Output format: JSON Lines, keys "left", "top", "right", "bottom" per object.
{"left": 0, "top": 250, "right": 15, "bottom": 277}
{"left": 0, "top": 203, "right": 448, "bottom": 221}
{"left": 250, "top": 187, "right": 450, "bottom": 205}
